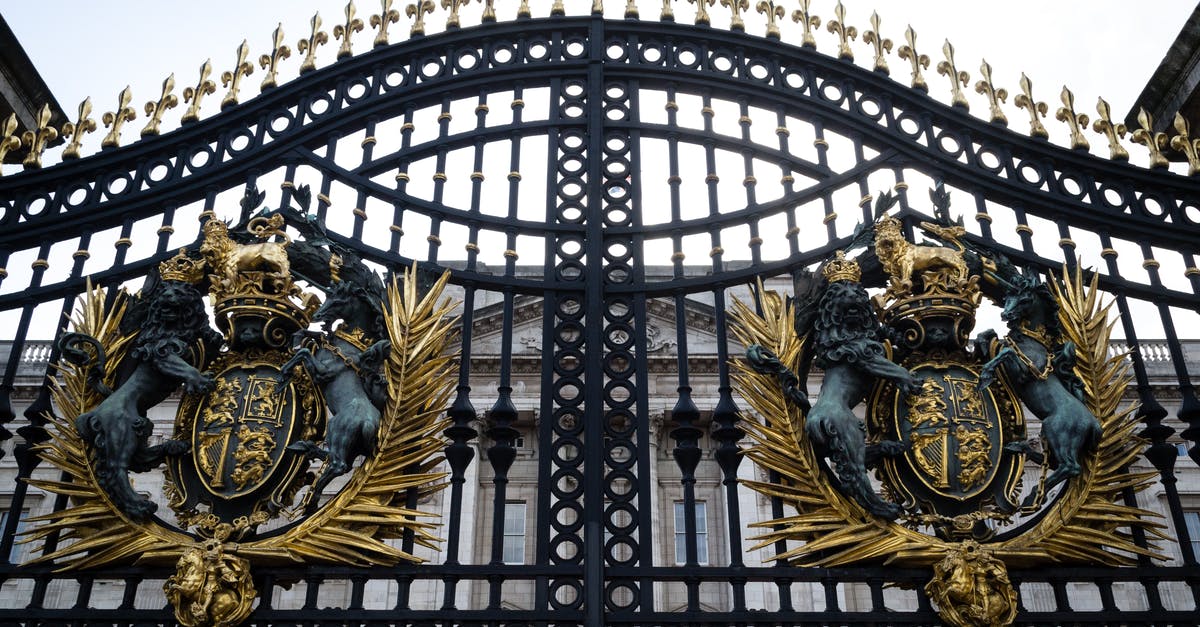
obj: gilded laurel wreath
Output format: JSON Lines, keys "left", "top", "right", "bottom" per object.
{"left": 733, "top": 264, "right": 1167, "bottom": 569}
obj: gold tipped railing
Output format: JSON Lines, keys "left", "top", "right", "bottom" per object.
{"left": 4, "top": 0, "right": 1199, "bottom": 176}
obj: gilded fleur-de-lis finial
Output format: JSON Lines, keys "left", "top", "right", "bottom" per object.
{"left": 297, "top": 13, "right": 329, "bottom": 74}
{"left": 0, "top": 114, "right": 22, "bottom": 169}
{"left": 862, "top": 12, "right": 891, "bottom": 74}
{"left": 443, "top": 0, "right": 469, "bottom": 28}
{"left": 825, "top": 1, "right": 857, "bottom": 60}
{"left": 221, "top": 40, "right": 254, "bottom": 110}
{"left": 592, "top": 0, "right": 605, "bottom": 15}
{"left": 182, "top": 60, "right": 216, "bottom": 123}
{"left": 1131, "top": 107, "right": 1169, "bottom": 169}
{"left": 790, "top": 0, "right": 820, "bottom": 49}
{"left": 141, "top": 74, "right": 179, "bottom": 137}
{"left": 61, "top": 98, "right": 97, "bottom": 159}
{"left": 1055, "top": 86, "right": 1090, "bottom": 150}
{"left": 518, "top": 0, "right": 532, "bottom": 18}
{"left": 406, "top": 1, "right": 435, "bottom": 37}
{"left": 334, "top": 1, "right": 364, "bottom": 59}
{"left": 974, "top": 60, "right": 1007, "bottom": 125}
{"left": 259, "top": 24, "right": 292, "bottom": 90}
{"left": 552, "top": 0, "right": 566, "bottom": 16}
{"left": 935, "top": 40, "right": 969, "bottom": 109}
{"left": 625, "top": 0, "right": 639, "bottom": 19}
{"left": 1014, "top": 73, "right": 1048, "bottom": 139}
{"left": 370, "top": 0, "right": 402, "bottom": 46}
{"left": 20, "top": 103, "right": 58, "bottom": 169}
{"left": 756, "top": 1, "right": 785, "bottom": 39}
{"left": 721, "top": 0, "right": 749, "bottom": 31}
{"left": 101, "top": 86, "right": 137, "bottom": 149}
{"left": 897, "top": 25, "right": 930, "bottom": 92}
{"left": 661, "top": 0, "right": 675, "bottom": 21}
{"left": 1170, "top": 113, "right": 1200, "bottom": 176}
{"left": 688, "top": 0, "right": 716, "bottom": 26}
{"left": 1092, "top": 97, "right": 1128, "bottom": 161}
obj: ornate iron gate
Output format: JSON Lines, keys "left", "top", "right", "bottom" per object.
{"left": 1, "top": 3, "right": 1199, "bottom": 625}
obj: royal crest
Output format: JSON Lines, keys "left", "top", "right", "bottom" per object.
{"left": 735, "top": 186, "right": 1167, "bottom": 627}
{"left": 24, "top": 185, "right": 460, "bottom": 625}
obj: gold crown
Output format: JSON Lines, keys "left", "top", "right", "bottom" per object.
{"left": 876, "top": 214, "right": 903, "bottom": 240}
{"left": 822, "top": 250, "right": 861, "bottom": 283}
{"left": 159, "top": 248, "right": 206, "bottom": 283}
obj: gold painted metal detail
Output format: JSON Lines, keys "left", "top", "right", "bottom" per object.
{"left": 897, "top": 25, "right": 930, "bottom": 92}
{"left": 721, "top": 0, "right": 750, "bottom": 32}
{"left": 1014, "top": 224, "right": 1032, "bottom": 235}
{"left": 1131, "top": 107, "right": 1169, "bottom": 169}
{"left": 0, "top": 114, "right": 22, "bottom": 168}
{"left": 862, "top": 12, "right": 891, "bottom": 74}
{"left": 407, "top": 1, "right": 435, "bottom": 36}
{"left": 334, "top": 1, "right": 365, "bottom": 58}
{"left": 825, "top": 1, "right": 856, "bottom": 61}
{"left": 1092, "top": 97, "right": 1128, "bottom": 161}
{"left": 484, "top": 0, "right": 499, "bottom": 22}
{"left": 660, "top": 0, "right": 675, "bottom": 21}
{"left": 503, "top": 248, "right": 518, "bottom": 258}
{"left": 671, "top": 251, "right": 686, "bottom": 261}
{"left": 443, "top": 0, "right": 469, "bottom": 28}
{"left": 1055, "top": 86, "right": 1090, "bottom": 150}
{"left": 21, "top": 103, "right": 59, "bottom": 169}
{"left": 220, "top": 40, "right": 255, "bottom": 110}
{"left": 61, "top": 98, "right": 97, "bottom": 159}
{"left": 427, "top": 234, "right": 442, "bottom": 244}
{"left": 141, "top": 74, "right": 179, "bottom": 137}
{"left": 1185, "top": 266, "right": 1200, "bottom": 277}
{"left": 165, "top": 543, "right": 255, "bottom": 627}
{"left": 709, "top": 246, "right": 724, "bottom": 257}
{"left": 317, "top": 193, "right": 332, "bottom": 205}
{"left": 73, "top": 250, "right": 91, "bottom": 259}
{"left": 465, "top": 242, "right": 480, "bottom": 253}
{"left": 822, "top": 211, "right": 837, "bottom": 224}
{"left": 297, "top": 13, "right": 329, "bottom": 74}
{"left": 0, "top": 268, "right": 7, "bottom": 279}
{"left": 551, "top": 0, "right": 566, "bottom": 16}
{"left": 790, "top": 0, "right": 820, "bottom": 49}
{"left": 519, "top": 0, "right": 532, "bottom": 19}
{"left": 101, "top": 86, "right": 138, "bottom": 149}
{"left": 591, "top": 0, "right": 605, "bottom": 15}
{"left": 31, "top": 259, "right": 49, "bottom": 270}
{"left": 182, "top": 60, "right": 216, "bottom": 124}
{"left": 1101, "top": 247, "right": 1118, "bottom": 258}
{"left": 974, "top": 60, "right": 1007, "bottom": 125}
{"left": 115, "top": 237, "right": 133, "bottom": 248}
{"left": 158, "top": 225, "right": 176, "bottom": 234}
{"left": 1170, "top": 113, "right": 1200, "bottom": 176}
{"left": 688, "top": 0, "right": 715, "bottom": 26}
{"left": 259, "top": 24, "right": 293, "bottom": 90}
{"left": 936, "top": 40, "right": 969, "bottom": 109}
{"left": 975, "top": 212, "right": 991, "bottom": 222}
{"left": 1142, "top": 259, "right": 1160, "bottom": 270}
{"left": 1014, "top": 73, "right": 1048, "bottom": 139}
{"left": 756, "top": 2, "right": 785, "bottom": 39}
{"left": 1058, "top": 238, "right": 1075, "bottom": 248}
{"left": 371, "top": 0, "right": 402, "bottom": 46}
{"left": 353, "top": 208, "right": 368, "bottom": 219}
{"left": 925, "top": 541, "right": 1017, "bottom": 627}
{"left": 624, "top": 0, "right": 638, "bottom": 19}
{"left": 362, "top": 136, "right": 377, "bottom": 146}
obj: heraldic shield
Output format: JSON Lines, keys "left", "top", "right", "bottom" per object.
{"left": 734, "top": 186, "right": 1168, "bottom": 627}
{"left": 26, "top": 186, "right": 459, "bottom": 627}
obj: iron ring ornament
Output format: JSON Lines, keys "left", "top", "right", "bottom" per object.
{"left": 21, "top": 187, "right": 459, "bottom": 626}
{"left": 735, "top": 186, "right": 1166, "bottom": 627}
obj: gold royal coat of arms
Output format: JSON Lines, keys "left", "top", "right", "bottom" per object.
{"left": 734, "top": 187, "right": 1167, "bottom": 627}
{"left": 21, "top": 186, "right": 459, "bottom": 626}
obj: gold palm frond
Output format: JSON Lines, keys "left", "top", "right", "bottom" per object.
{"left": 255, "top": 264, "right": 458, "bottom": 565}
{"left": 994, "top": 264, "right": 1166, "bottom": 566}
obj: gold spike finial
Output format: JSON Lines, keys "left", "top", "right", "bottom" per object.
{"left": 1014, "top": 73, "right": 1048, "bottom": 139}
{"left": 259, "top": 23, "right": 292, "bottom": 89}
{"left": 297, "top": 13, "right": 329, "bottom": 74}
{"left": 334, "top": 2, "right": 365, "bottom": 58}
{"left": 688, "top": 0, "right": 716, "bottom": 25}
{"left": 1092, "top": 97, "right": 1128, "bottom": 161}
{"left": 221, "top": 40, "right": 254, "bottom": 110}
{"left": 897, "top": 25, "right": 930, "bottom": 92}
{"left": 592, "top": 0, "right": 604, "bottom": 15}
{"left": 1170, "top": 113, "right": 1200, "bottom": 176}
{"left": 974, "top": 60, "right": 1007, "bottom": 125}
{"left": 20, "top": 103, "right": 58, "bottom": 169}
{"left": 141, "top": 74, "right": 178, "bottom": 137}
{"left": 61, "top": 98, "right": 97, "bottom": 159}
{"left": 182, "top": 60, "right": 216, "bottom": 123}
{"left": 551, "top": 0, "right": 566, "bottom": 16}
{"left": 518, "top": 0, "right": 532, "bottom": 18}
{"left": 935, "top": 40, "right": 969, "bottom": 109}
{"left": 790, "top": 0, "right": 820, "bottom": 49}
{"left": 0, "top": 113, "right": 21, "bottom": 169}
{"left": 624, "top": 0, "right": 639, "bottom": 19}
{"left": 661, "top": 0, "right": 675, "bottom": 21}
{"left": 1131, "top": 107, "right": 1169, "bottom": 169}
{"left": 826, "top": 1, "right": 857, "bottom": 60}
{"left": 370, "top": 0, "right": 402, "bottom": 45}
{"left": 1055, "top": 86, "right": 1090, "bottom": 150}
{"left": 862, "top": 11, "right": 891, "bottom": 74}
{"left": 721, "top": 0, "right": 750, "bottom": 31}
{"left": 406, "top": 1, "right": 435, "bottom": 36}
{"left": 443, "top": 0, "right": 470, "bottom": 28}
{"left": 756, "top": 2, "right": 785, "bottom": 39}
{"left": 101, "top": 86, "right": 137, "bottom": 149}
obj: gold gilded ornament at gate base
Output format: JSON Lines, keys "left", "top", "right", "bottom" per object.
{"left": 735, "top": 186, "right": 1167, "bottom": 627}
{"left": 24, "top": 185, "right": 459, "bottom": 625}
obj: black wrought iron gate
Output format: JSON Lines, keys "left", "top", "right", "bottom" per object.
{"left": 1, "top": 4, "right": 1199, "bottom": 625}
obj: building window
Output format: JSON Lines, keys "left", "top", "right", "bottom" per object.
{"left": 502, "top": 502, "right": 526, "bottom": 564}
{"left": 1184, "top": 511, "right": 1200, "bottom": 560}
{"left": 1, "top": 508, "right": 28, "bottom": 562}
{"left": 673, "top": 500, "right": 708, "bottom": 565}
